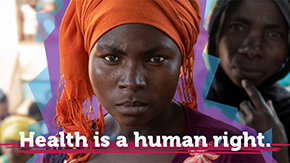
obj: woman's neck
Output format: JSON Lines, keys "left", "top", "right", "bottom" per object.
{"left": 104, "top": 101, "right": 186, "bottom": 142}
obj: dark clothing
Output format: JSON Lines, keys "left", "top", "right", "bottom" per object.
{"left": 207, "top": 67, "right": 290, "bottom": 150}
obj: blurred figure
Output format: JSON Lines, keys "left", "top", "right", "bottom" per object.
{"left": 0, "top": 90, "right": 9, "bottom": 124}
{"left": 207, "top": 0, "right": 290, "bottom": 161}
{"left": 28, "top": 102, "right": 43, "bottom": 122}
{"left": 21, "top": 0, "right": 39, "bottom": 42}
{"left": 28, "top": 102, "right": 48, "bottom": 135}
{"left": 0, "top": 115, "right": 38, "bottom": 163}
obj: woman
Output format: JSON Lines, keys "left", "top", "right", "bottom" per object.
{"left": 42, "top": 0, "right": 266, "bottom": 162}
{"left": 207, "top": 0, "right": 290, "bottom": 161}
{"left": 0, "top": 115, "right": 37, "bottom": 163}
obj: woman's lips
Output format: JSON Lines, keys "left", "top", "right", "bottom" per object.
{"left": 234, "top": 67, "right": 262, "bottom": 78}
{"left": 116, "top": 101, "right": 148, "bottom": 115}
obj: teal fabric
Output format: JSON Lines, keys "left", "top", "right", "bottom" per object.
{"left": 278, "top": 72, "right": 290, "bottom": 87}
{"left": 0, "top": 155, "right": 8, "bottom": 163}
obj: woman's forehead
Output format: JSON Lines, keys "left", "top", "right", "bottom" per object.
{"left": 225, "top": 0, "right": 286, "bottom": 24}
{"left": 93, "top": 24, "right": 181, "bottom": 54}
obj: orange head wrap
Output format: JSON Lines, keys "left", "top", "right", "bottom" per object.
{"left": 55, "top": 0, "right": 200, "bottom": 161}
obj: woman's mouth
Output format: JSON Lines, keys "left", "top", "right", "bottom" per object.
{"left": 234, "top": 67, "right": 262, "bottom": 78}
{"left": 116, "top": 101, "right": 149, "bottom": 115}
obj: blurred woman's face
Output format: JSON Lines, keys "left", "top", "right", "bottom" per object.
{"left": 89, "top": 24, "right": 182, "bottom": 127}
{"left": 217, "top": 0, "right": 289, "bottom": 87}
{"left": 0, "top": 102, "right": 8, "bottom": 120}
{"left": 1, "top": 139, "right": 33, "bottom": 163}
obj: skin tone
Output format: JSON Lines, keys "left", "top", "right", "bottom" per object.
{"left": 28, "top": 0, "right": 38, "bottom": 9}
{"left": 42, "top": 2, "right": 56, "bottom": 11}
{"left": 217, "top": 0, "right": 289, "bottom": 161}
{"left": 0, "top": 102, "right": 8, "bottom": 121}
{"left": 88, "top": 24, "right": 186, "bottom": 162}
{"left": 29, "top": 114, "right": 43, "bottom": 122}
{"left": 1, "top": 139, "right": 33, "bottom": 163}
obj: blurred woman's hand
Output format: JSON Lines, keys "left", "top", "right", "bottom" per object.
{"left": 239, "top": 79, "right": 289, "bottom": 162}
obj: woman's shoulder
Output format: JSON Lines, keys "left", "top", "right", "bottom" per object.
{"left": 265, "top": 84, "right": 290, "bottom": 111}
{"left": 183, "top": 105, "right": 241, "bottom": 137}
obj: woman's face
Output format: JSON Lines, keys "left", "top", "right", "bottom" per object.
{"left": 89, "top": 24, "right": 182, "bottom": 127}
{"left": 217, "top": 0, "right": 289, "bottom": 87}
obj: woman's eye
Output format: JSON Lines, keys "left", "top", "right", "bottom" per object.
{"left": 148, "top": 56, "right": 166, "bottom": 63}
{"left": 231, "top": 24, "right": 244, "bottom": 31}
{"left": 268, "top": 31, "right": 281, "bottom": 38}
{"left": 103, "top": 55, "right": 120, "bottom": 62}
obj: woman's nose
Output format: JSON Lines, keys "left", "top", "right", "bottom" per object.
{"left": 238, "top": 31, "right": 263, "bottom": 59}
{"left": 117, "top": 64, "right": 146, "bottom": 92}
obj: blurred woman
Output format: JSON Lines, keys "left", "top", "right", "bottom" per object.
{"left": 0, "top": 115, "right": 38, "bottom": 163}
{"left": 207, "top": 0, "right": 290, "bottom": 161}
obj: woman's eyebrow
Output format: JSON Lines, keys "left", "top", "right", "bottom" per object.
{"left": 265, "top": 24, "right": 287, "bottom": 29}
{"left": 229, "top": 17, "right": 250, "bottom": 24}
{"left": 140, "top": 46, "right": 168, "bottom": 56}
{"left": 96, "top": 44, "right": 171, "bottom": 56}
{"left": 97, "top": 44, "right": 125, "bottom": 55}
{"left": 230, "top": 17, "right": 287, "bottom": 30}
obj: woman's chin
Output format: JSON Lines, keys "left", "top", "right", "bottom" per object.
{"left": 116, "top": 116, "right": 147, "bottom": 128}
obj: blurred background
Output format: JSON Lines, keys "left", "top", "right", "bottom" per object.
{"left": 0, "top": 0, "right": 289, "bottom": 162}
{"left": 0, "top": 0, "right": 56, "bottom": 118}
{"left": 0, "top": 0, "right": 56, "bottom": 161}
